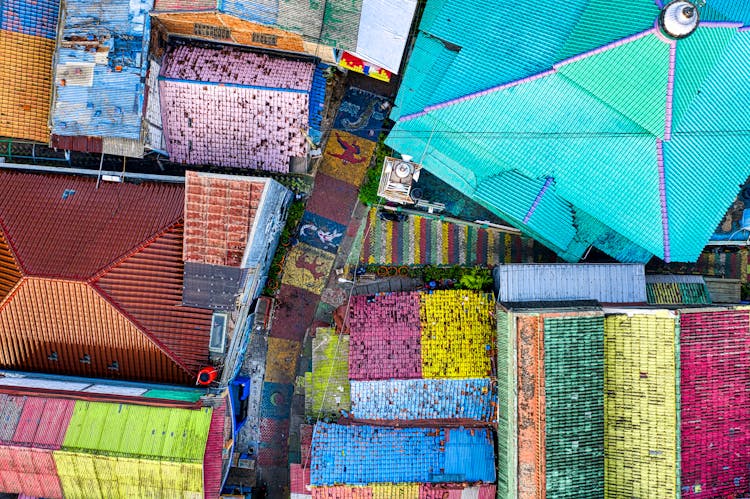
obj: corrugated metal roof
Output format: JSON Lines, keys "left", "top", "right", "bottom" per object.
{"left": 388, "top": 3, "right": 750, "bottom": 264}
{"left": 0, "top": 278, "right": 192, "bottom": 383}
{"left": 161, "top": 44, "right": 314, "bottom": 90}
{"left": 0, "top": 446, "right": 63, "bottom": 498}
{"left": 0, "top": 394, "right": 26, "bottom": 441}
{"left": 54, "top": 451, "right": 205, "bottom": 497}
{"left": 153, "top": 12, "right": 308, "bottom": 53}
{"left": 0, "top": 171, "right": 183, "bottom": 279}
{"left": 645, "top": 274, "right": 711, "bottom": 304}
{"left": 63, "top": 400, "right": 213, "bottom": 461}
{"left": 354, "top": 0, "right": 417, "bottom": 73}
{"left": 493, "top": 264, "right": 647, "bottom": 303}
{"left": 12, "top": 397, "right": 74, "bottom": 448}
{"left": 93, "top": 223, "right": 213, "bottom": 377}
{"left": 0, "top": 30, "right": 56, "bottom": 142}
{"left": 51, "top": 0, "right": 152, "bottom": 142}
{"left": 310, "top": 423, "right": 495, "bottom": 485}
{"left": 350, "top": 378, "right": 495, "bottom": 422}
{"left": 203, "top": 397, "right": 227, "bottom": 499}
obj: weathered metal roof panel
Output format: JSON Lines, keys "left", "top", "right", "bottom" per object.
{"left": 494, "top": 264, "right": 646, "bottom": 303}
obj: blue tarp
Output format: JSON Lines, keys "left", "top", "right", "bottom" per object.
{"left": 51, "top": 0, "right": 152, "bottom": 140}
{"left": 350, "top": 378, "right": 496, "bottom": 422}
{"left": 310, "top": 423, "right": 496, "bottom": 485}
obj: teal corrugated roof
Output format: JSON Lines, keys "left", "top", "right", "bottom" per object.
{"left": 700, "top": 1, "right": 750, "bottom": 26}
{"left": 389, "top": 2, "right": 750, "bottom": 263}
{"left": 673, "top": 29, "right": 750, "bottom": 133}
{"left": 671, "top": 26, "right": 736, "bottom": 129}
{"left": 555, "top": 2, "right": 659, "bottom": 61}
{"left": 663, "top": 133, "right": 750, "bottom": 262}
{"left": 556, "top": 34, "right": 670, "bottom": 137}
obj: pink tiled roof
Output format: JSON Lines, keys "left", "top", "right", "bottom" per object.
{"left": 183, "top": 171, "right": 266, "bottom": 266}
{"left": 160, "top": 80, "right": 309, "bottom": 172}
{"left": 162, "top": 44, "right": 314, "bottom": 90}
{"left": 347, "top": 293, "right": 423, "bottom": 380}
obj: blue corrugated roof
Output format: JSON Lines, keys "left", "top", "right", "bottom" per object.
{"left": 310, "top": 423, "right": 495, "bottom": 485}
{"left": 388, "top": 2, "right": 750, "bottom": 263}
{"left": 350, "top": 378, "right": 496, "bottom": 422}
{"left": 51, "top": 0, "right": 152, "bottom": 140}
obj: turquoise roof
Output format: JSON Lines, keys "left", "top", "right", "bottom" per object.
{"left": 388, "top": 2, "right": 750, "bottom": 263}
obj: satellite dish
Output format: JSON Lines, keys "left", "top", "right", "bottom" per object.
{"left": 394, "top": 161, "right": 413, "bottom": 178}
{"left": 659, "top": 1, "right": 700, "bottom": 39}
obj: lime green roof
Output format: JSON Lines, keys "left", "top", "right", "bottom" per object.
{"left": 62, "top": 401, "right": 213, "bottom": 462}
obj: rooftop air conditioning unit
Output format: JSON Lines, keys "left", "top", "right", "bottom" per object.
{"left": 377, "top": 156, "right": 422, "bottom": 204}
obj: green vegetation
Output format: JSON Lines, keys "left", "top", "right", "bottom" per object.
{"left": 359, "top": 129, "right": 394, "bottom": 206}
{"left": 360, "top": 264, "right": 494, "bottom": 292}
{"left": 262, "top": 200, "right": 307, "bottom": 296}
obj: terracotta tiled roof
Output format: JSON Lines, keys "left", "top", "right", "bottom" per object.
{"left": 0, "top": 171, "right": 214, "bottom": 384}
{"left": 94, "top": 222, "right": 213, "bottom": 375}
{"left": 0, "top": 229, "right": 21, "bottom": 302}
{"left": 0, "top": 278, "right": 191, "bottom": 383}
{"left": 183, "top": 171, "right": 265, "bottom": 267}
{"left": 0, "top": 30, "right": 55, "bottom": 143}
{"left": 0, "top": 171, "right": 183, "bottom": 279}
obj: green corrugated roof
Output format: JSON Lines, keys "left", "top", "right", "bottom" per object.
{"left": 62, "top": 401, "right": 213, "bottom": 462}
{"left": 143, "top": 389, "right": 204, "bottom": 402}
{"left": 556, "top": 34, "right": 670, "bottom": 136}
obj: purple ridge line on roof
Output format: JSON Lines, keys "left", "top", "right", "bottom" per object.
{"left": 554, "top": 28, "right": 656, "bottom": 69}
{"left": 656, "top": 139, "right": 671, "bottom": 262}
{"left": 701, "top": 22, "right": 744, "bottom": 29}
{"left": 664, "top": 41, "right": 677, "bottom": 140}
{"left": 739, "top": 26, "right": 750, "bottom": 32}
{"left": 523, "top": 176, "right": 554, "bottom": 224}
{"left": 410, "top": 69, "right": 556, "bottom": 119}
{"left": 398, "top": 110, "right": 428, "bottom": 122}
{"left": 654, "top": 0, "right": 664, "bottom": 8}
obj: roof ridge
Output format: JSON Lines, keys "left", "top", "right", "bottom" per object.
{"left": 0, "top": 277, "right": 26, "bottom": 314}
{"left": 0, "top": 217, "right": 28, "bottom": 277}
{"left": 88, "top": 216, "right": 184, "bottom": 282}
{"left": 89, "top": 276, "right": 195, "bottom": 380}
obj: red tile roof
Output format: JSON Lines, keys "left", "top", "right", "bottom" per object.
{"left": 0, "top": 171, "right": 183, "bottom": 279}
{"left": 183, "top": 171, "right": 266, "bottom": 267}
{"left": 94, "top": 222, "right": 213, "bottom": 375}
{"left": 202, "top": 397, "right": 228, "bottom": 499}
{"left": 0, "top": 170, "right": 215, "bottom": 384}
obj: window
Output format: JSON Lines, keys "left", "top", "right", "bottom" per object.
{"left": 209, "top": 312, "right": 229, "bottom": 354}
